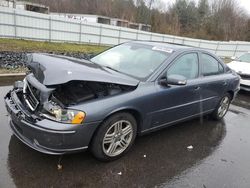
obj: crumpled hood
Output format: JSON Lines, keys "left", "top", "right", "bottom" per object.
{"left": 26, "top": 53, "right": 139, "bottom": 86}
{"left": 227, "top": 61, "right": 250, "bottom": 74}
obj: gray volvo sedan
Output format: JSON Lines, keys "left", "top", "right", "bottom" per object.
{"left": 5, "top": 41, "right": 240, "bottom": 161}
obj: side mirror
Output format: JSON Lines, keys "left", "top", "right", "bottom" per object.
{"left": 231, "top": 56, "right": 236, "bottom": 60}
{"left": 160, "top": 74, "right": 187, "bottom": 86}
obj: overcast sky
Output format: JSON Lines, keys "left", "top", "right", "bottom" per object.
{"left": 239, "top": 0, "right": 250, "bottom": 14}
{"left": 158, "top": 0, "right": 250, "bottom": 14}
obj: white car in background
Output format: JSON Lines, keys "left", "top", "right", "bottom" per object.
{"left": 227, "top": 52, "right": 250, "bottom": 91}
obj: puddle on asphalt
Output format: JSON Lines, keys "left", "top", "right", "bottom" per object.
{"left": 228, "top": 109, "right": 244, "bottom": 115}
{"left": 5, "top": 118, "right": 226, "bottom": 188}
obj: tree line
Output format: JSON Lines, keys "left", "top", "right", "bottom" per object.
{"left": 25, "top": 0, "right": 250, "bottom": 41}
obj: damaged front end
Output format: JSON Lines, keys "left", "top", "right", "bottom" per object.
{"left": 19, "top": 74, "right": 136, "bottom": 124}
{"left": 4, "top": 53, "right": 138, "bottom": 154}
{"left": 21, "top": 53, "right": 138, "bottom": 124}
{"left": 8, "top": 52, "right": 138, "bottom": 124}
{"left": 21, "top": 74, "right": 87, "bottom": 125}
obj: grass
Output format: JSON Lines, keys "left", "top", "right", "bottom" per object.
{"left": 0, "top": 38, "right": 108, "bottom": 53}
{"left": 0, "top": 38, "right": 109, "bottom": 74}
{"left": 0, "top": 67, "right": 27, "bottom": 74}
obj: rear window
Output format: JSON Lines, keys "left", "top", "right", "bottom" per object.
{"left": 201, "top": 53, "right": 224, "bottom": 76}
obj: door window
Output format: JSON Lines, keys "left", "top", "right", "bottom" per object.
{"left": 201, "top": 53, "right": 224, "bottom": 76}
{"left": 167, "top": 53, "right": 199, "bottom": 79}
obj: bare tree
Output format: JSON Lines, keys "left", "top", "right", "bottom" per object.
{"left": 23, "top": 0, "right": 250, "bottom": 41}
{"left": 209, "top": 0, "right": 248, "bottom": 40}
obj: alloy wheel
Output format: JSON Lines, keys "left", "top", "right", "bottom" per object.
{"left": 102, "top": 120, "right": 133, "bottom": 157}
{"left": 218, "top": 96, "right": 230, "bottom": 118}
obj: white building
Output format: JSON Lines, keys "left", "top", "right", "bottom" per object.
{"left": 0, "top": 0, "right": 49, "bottom": 14}
{"left": 139, "top": 23, "right": 151, "bottom": 32}
{"left": 50, "top": 13, "right": 151, "bottom": 31}
{"left": 50, "top": 13, "right": 111, "bottom": 25}
{"left": 111, "top": 18, "right": 129, "bottom": 28}
{"left": 0, "top": 0, "right": 14, "bottom": 8}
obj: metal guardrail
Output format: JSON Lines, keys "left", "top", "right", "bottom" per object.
{"left": 0, "top": 7, "right": 250, "bottom": 57}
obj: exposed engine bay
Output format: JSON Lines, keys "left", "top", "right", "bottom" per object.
{"left": 52, "top": 80, "right": 135, "bottom": 106}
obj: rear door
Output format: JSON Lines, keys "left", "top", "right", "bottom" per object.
{"left": 199, "top": 52, "right": 228, "bottom": 112}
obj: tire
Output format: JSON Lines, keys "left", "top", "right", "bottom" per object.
{"left": 211, "top": 93, "right": 231, "bottom": 120}
{"left": 90, "top": 112, "right": 137, "bottom": 161}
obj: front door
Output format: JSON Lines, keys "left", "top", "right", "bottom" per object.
{"left": 150, "top": 52, "right": 201, "bottom": 129}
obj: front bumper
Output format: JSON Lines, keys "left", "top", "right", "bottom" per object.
{"left": 5, "top": 89, "right": 100, "bottom": 155}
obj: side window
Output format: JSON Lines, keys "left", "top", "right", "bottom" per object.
{"left": 167, "top": 53, "right": 199, "bottom": 80}
{"left": 201, "top": 53, "right": 224, "bottom": 76}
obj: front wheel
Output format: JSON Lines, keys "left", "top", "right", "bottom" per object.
{"left": 211, "top": 93, "right": 231, "bottom": 120}
{"left": 90, "top": 112, "right": 137, "bottom": 161}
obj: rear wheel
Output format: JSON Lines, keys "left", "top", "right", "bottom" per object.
{"left": 211, "top": 93, "right": 231, "bottom": 120}
{"left": 90, "top": 112, "right": 137, "bottom": 161}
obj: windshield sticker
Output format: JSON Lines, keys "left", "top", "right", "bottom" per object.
{"left": 152, "top": 46, "right": 174, "bottom": 53}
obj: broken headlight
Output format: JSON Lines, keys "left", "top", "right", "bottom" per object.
{"left": 42, "top": 105, "right": 86, "bottom": 124}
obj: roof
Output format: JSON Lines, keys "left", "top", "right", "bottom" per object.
{"left": 16, "top": 1, "right": 49, "bottom": 8}
{"left": 50, "top": 13, "right": 112, "bottom": 19}
{"left": 129, "top": 41, "right": 192, "bottom": 51}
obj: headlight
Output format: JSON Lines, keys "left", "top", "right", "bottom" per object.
{"left": 43, "top": 106, "right": 86, "bottom": 124}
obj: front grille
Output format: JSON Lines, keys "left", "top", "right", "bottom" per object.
{"left": 239, "top": 74, "right": 250, "bottom": 80}
{"left": 23, "top": 79, "right": 39, "bottom": 111}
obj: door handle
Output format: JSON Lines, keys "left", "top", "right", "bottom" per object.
{"left": 194, "top": 86, "right": 200, "bottom": 91}
{"left": 222, "top": 81, "right": 227, "bottom": 86}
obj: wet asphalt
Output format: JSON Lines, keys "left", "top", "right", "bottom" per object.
{"left": 0, "top": 77, "right": 250, "bottom": 188}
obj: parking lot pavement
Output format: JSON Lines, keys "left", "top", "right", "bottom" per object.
{"left": 0, "top": 78, "right": 250, "bottom": 188}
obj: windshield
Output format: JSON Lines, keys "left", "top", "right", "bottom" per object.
{"left": 237, "top": 53, "right": 250, "bottom": 63}
{"left": 91, "top": 43, "right": 171, "bottom": 80}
